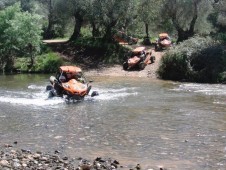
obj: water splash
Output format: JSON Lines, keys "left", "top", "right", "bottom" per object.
{"left": 0, "top": 96, "right": 63, "bottom": 106}
{"left": 0, "top": 84, "right": 63, "bottom": 106}
{"left": 89, "top": 87, "right": 138, "bottom": 100}
{"left": 0, "top": 85, "right": 138, "bottom": 106}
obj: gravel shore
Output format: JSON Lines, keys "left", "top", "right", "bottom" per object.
{"left": 0, "top": 144, "right": 166, "bottom": 170}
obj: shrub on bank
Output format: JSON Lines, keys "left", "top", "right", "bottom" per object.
{"left": 36, "top": 52, "right": 64, "bottom": 73}
{"left": 157, "top": 36, "right": 226, "bottom": 83}
{"left": 15, "top": 52, "right": 64, "bottom": 73}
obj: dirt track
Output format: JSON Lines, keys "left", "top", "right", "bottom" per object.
{"left": 85, "top": 50, "right": 164, "bottom": 79}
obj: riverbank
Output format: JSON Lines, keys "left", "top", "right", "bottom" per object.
{"left": 0, "top": 145, "right": 165, "bottom": 170}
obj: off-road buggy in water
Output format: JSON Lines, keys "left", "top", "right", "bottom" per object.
{"left": 123, "top": 47, "right": 155, "bottom": 70}
{"left": 155, "top": 33, "right": 172, "bottom": 51}
{"left": 46, "top": 66, "right": 98, "bottom": 101}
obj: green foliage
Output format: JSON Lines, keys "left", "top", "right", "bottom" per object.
{"left": 15, "top": 52, "right": 64, "bottom": 73}
{"left": 0, "top": 3, "right": 42, "bottom": 73}
{"left": 5, "top": 11, "right": 43, "bottom": 55}
{"left": 157, "top": 52, "right": 189, "bottom": 81}
{"left": 216, "top": 33, "right": 226, "bottom": 43}
{"left": 158, "top": 36, "right": 226, "bottom": 83}
{"left": 37, "top": 52, "right": 64, "bottom": 73}
{"left": 14, "top": 57, "right": 30, "bottom": 71}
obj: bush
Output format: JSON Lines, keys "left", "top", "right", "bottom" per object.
{"left": 0, "top": 3, "right": 42, "bottom": 73}
{"left": 157, "top": 52, "right": 189, "bottom": 81}
{"left": 15, "top": 52, "right": 64, "bottom": 73}
{"left": 157, "top": 36, "right": 226, "bottom": 83}
{"left": 216, "top": 33, "right": 226, "bottom": 43}
{"left": 35, "top": 52, "right": 64, "bottom": 73}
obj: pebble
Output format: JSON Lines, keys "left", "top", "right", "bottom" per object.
{"left": 0, "top": 146, "right": 165, "bottom": 170}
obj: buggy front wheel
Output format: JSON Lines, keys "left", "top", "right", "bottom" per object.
{"left": 123, "top": 62, "right": 128, "bottom": 70}
{"left": 139, "top": 62, "right": 145, "bottom": 70}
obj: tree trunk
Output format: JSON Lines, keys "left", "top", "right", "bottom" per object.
{"left": 91, "top": 22, "right": 100, "bottom": 38}
{"left": 145, "top": 23, "right": 149, "bottom": 38}
{"left": 103, "top": 20, "right": 118, "bottom": 43}
{"left": 170, "top": 0, "right": 199, "bottom": 43}
{"left": 177, "top": 30, "right": 194, "bottom": 43}
{"left": 27, "top": 43, "right": 34, "bottom": 70}
{"left": 44, "top": 0, "right": 54, "bottom": 39}
{"left": 69, "top": 13, "right": 83, "bottom": 41}
{"left": 103, "top": 26, "right": 113, "bottom": 42}
{"left": 143, "top": 23, "right": 151, "bottom": 45}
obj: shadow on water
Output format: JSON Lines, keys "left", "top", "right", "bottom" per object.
{"left": 0, "top": 74, "right": 226, "bottom": 169}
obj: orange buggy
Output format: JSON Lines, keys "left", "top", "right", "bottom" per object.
{"left": 155, "top": 33, "right": 172, "bottom": 51}
{"left": 123, "top": 47, "right": 155, "bottom": 70}
{"left": 46, "top": 66, "right": 98, "bottom": 100}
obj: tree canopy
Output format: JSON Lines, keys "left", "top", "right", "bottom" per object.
{"left": 0, "top": 3, "right": 42, "bottom": 72}
{"left": 1, "top": 0, "right": 226, "bottom": 73}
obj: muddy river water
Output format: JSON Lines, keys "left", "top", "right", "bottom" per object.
{"left": 0, "top": 74, "right": 226, "bottom": 169}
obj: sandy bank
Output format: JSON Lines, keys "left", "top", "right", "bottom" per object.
{"left": 84, "top": 51, "right": 164, "bottom": 79}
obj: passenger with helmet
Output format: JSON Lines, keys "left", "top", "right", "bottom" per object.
{"left": 51, "top": 73, "right": 67, "bottom": 97}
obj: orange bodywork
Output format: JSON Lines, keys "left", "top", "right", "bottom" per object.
{"left": 58, "top": 66, "right": 83, "bottom": 81}
{"left": 62, "top": 79, "right": 89, "bottom": 97}
{"left": 132, "top": 47, "right": 146, "bottom": 54}
{"left": 113, "top": 36, "right": 128, "bottom": 44}
{"left": 113, "top": 31, "right": 138, "bottom": 44}
{"left": 160, "top": 39, "right": 171, "bottom": 47}
{"left": 155, "top": 33, "right": 172, "bottom": 50}
{"left": 60, "top": 66, "right": 81, "bottom": 75}
{"left": 128, "top": 56, "right": 141, "bottom": 68}
{"left": 159, "top": 33, "right": 169, "bottom": 39}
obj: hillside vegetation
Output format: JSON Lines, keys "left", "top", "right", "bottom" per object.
{"left": 1, "top": 0, "right": 226, "bottom": 83}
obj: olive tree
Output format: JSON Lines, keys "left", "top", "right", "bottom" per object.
{"left": 64, "top": 0, "right": 89, "bottom": 41}
{"left": 94, "top": 0, "right": 135, "bottom": 42}
{"left": 138, "top": 0, "right": 162, "bottom": 36}
{"left": 212, "top": 0, "right": 226, "bottom": 31}
{"left": 162, "top": 0, "right": 214, "bottom": 42}
{"left": 138, "top": 0, "right": 163, "bottom": 43}
{"left": 33, "top": 0, "right": 69, "bottom": 39}
{"left": 0, "top": 3, "right": 42, "bottom": 73}
{"left": 0, "top": 0, "right": 17, "bottom": 10}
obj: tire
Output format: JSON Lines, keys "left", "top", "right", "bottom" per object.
{"left": 48, "top": 90, "right": 56, "bottom": 98}
{"left": 91, "top": 91, "right": 99, "bottom": 97}
{"left": 150, "top": 56, "right": 155, "bottom": 63}
{"left": 128, "top": 40, "right": 133, "bottom": 45}
{"left": 139, "top": 62, "right": 145, "bottom": 70}
{"left": 123, "top": 62, "right": 128, "bottom": 70}
{"left": 155, "top": 44, "right": 158, "bottom": 51}
{"left": 46, "top": 85, "right": 53, "bottom": 91}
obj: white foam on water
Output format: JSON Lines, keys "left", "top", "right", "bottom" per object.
{"left": 173, "top": 83, "right": 226, "bottom": 96}
{"left": 0, "top": 85, "right": 139, "bottom": 106}
{"left": 89, "top": 87, "right": 138, "bottom": 100}
{"left": 28, "top": 84, "right": 45, "bottom": 90}
{"left": 0, "top": 96, "right": 63, "bottom": 106}
{"left": 0, "top": 84, "right": 64, "bottom": 106}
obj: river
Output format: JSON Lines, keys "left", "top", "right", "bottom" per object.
{"left": 0, "top": 74, "right": 226, "bottom": 169}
